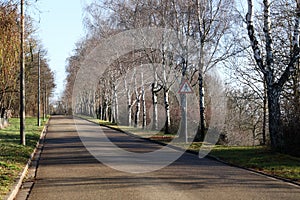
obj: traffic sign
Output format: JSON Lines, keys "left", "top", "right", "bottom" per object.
{"left": 178, "top": 79, "right": 193, "bottom": 94}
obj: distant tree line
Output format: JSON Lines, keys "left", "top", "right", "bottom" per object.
{"left": 0, "top": 0, "right": 55, "bottom": 128}
{"left": 63, "top": 0, "right": 300, "bottom": 156}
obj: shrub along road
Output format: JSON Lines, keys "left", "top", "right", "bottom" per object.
{"left": 18, "top": 116, "right": 300, "bottom": 200}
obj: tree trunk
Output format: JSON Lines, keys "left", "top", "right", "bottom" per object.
{"left": 252, "top": 127, "right": 256, "bottom": 146}
{"left": 142, "top": 92, "right": 146, "bottom": 129}
{"left": 164, "top": 88, "right": 170, "bottom": 134}
{"left": 85, "top": 96, "right": 89, "bottom": 115}
{"left": 111, "top": 84, "right": 118, "bottom": 123}
{"left": 198, "top": 72, "right": 206, "bottom": 141}
{"left": 262, "top": 81, "right": 267, "bottom": 145}
{"left": 128, "top": 99, "right": 132, "bottom": 126}
{"left": 115, "top": 91, "right": 119, "bottom": 124}
{"left": 141, "top": 71, "right": 146, "bottom": 129}
{"left": 80, "top": 97, "right": 83, "bottom": 114}
{"left": 134, "top": 97, "right": 140, "bottom": 128}
{"left": 98, "top": 103, "right": 103, "bottom": 120}
{"left": 152, "top": 86, "right": 158, "bottom": 130}
{"left": 246, "top": 0, "right": 300, "bottom": 152}
{"left": 134, "top": 69, "right": 140, "bottom": 128}
{"left": 162, "top": 55, "right": 171, "bottom": 134}
{"left": 125, "top": 77, "right": 132, "bottom": 126}
{"left": 105, "top": 99, "right": 109, "bottom": 121}
{"left": 90, "top": 91, "right": 95, "bottom": 117}
{"left": 1, "top": 107, "right": 5, "bottom": 118}
{"left": 292, "top": 61, "right": 300, "bottom": 120}
{"left": 267, "top": 86, "right": 284, "bottom": 151}
{"left": 195, "top": 0, "right": 207, "bottom": 142}
{"left": 151, "top": 68, "right": 159, "bottom": 130}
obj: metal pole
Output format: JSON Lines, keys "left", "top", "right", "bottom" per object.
{"left": 20, "top": 0, "right": 26, "bottom": 145}
{"left": 184, "top": 94, "right": 188, "bottom": 143}
{"left": 37, "top": 51, "right": 41, "bottom": 126}
{"left": 43, "top": 85, "right": 46, "bottom": 121}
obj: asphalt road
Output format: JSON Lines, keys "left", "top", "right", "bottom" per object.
{"left": 19, "top": 116, "right": 300, "bottom": 200}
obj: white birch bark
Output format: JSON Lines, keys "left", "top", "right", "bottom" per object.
{"left": 141, "top": 70, "right": 147, "bottom": 129}
{"left": 134, "top": 68, "right": 140, "bottom": 128}
{"left": 246, "top": 0, "right": 300, "bottom": 151}
{"left": 162, "top": 55, "right": 171, "bottom": 134}
{"left": 152, "top": 67, "right": 159, "bottom": 130}
{"left": 195, "top": 0, "right": 207, "bottom": 141}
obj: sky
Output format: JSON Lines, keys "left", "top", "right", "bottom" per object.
{"left": 33, "top": 0, "right": 89, "bottom": 101}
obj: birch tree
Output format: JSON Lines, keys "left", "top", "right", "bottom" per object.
{"left": 246, "top": 0, "right": 300, "bottom": 151}
{"left": 192, "top": 0, "right": 237, "bottom": 141}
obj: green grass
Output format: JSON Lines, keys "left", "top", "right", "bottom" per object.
{"left": 209, "top": 146, "right": 300, "bottom": 182}
{"left": 0, "top": 117, "right": 47, "bottom": 198}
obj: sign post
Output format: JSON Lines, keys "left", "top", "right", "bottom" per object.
{"left": 178, "top": 79, "right": 193, "bottom": 143}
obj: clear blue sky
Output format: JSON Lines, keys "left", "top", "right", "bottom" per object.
{"left": 34, "top": 0, "right": 88, "bottom": 101}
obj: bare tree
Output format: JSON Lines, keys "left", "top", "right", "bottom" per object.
{"left": 246, "top": 0, "right": 300, "bottom": 151}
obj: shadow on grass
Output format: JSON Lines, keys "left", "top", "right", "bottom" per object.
{"left": 209, "top": 146, "right": 300, "bottom": 181}
{"left": 0, "top": 132, "right": 40, "bottom": 146}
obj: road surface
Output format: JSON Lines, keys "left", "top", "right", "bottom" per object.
{"left": 18, "top": 116, "right": 300, "bottom": 200}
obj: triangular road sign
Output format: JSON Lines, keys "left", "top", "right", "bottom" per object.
{"left": 178, "top": 80, "right": 194, "bottom": 94}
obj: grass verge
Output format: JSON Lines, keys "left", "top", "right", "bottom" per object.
{"left": 0, "top": 117, "right": 47, "bottom": 199}
{"left": 94, "top": 119, "right": 300, "bottom": 184}
{"left": 209, "top": 146, "right": 300, "bottom": 183}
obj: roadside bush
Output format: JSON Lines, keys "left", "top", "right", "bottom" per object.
{"left": 284, "top": 121, "right": 300, "bottom": 157}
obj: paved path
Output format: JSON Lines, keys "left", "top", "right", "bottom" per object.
{"left": 20, "top": 116, "right": 300, "bottom": 200}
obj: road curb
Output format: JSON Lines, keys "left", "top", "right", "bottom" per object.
{"left": 4, "top": 118, "right": 50, "bottom": 200}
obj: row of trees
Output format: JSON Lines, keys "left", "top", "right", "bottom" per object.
{"left": 0, "top": 0, "right": 55, "bottom": 128}
{"left": 63, "top": 0, "right": 300, "bottom": 155}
